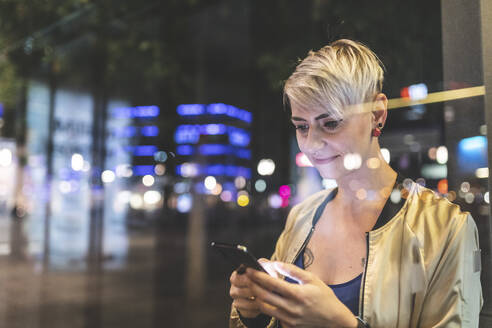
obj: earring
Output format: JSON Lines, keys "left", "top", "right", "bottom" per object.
{"left": 372, "top": 123, "right": 383, "bottom": 137}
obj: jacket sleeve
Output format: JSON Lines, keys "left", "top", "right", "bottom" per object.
{"left": 418, "top": 213, "right": 483, "bottom": 327}
{"left": 229, "top": 204, "right": 301, "bottom": 328}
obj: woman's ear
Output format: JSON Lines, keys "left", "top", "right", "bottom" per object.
{"left": 372, "top": 93, "right": 388, "bottom": 125}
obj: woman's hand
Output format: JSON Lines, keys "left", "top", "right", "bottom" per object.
{"left": 229, "top": 258, "right": 278, "bottom": 318}
{"left": 245, "top": 261, "right": 358, "bottom": 328}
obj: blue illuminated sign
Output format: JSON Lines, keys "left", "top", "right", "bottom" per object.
{"left": 175, "top": 164, "right": 251, "bottom": 178}
{"left": 457, "top": 136, "right": 487, "bottom": 173}
{"left": 133, "top": 145, "right": 157, "bottom": 156}
{"left": 229, "top": 127, "right": 251, "bottom": 147}
{"left": 0, "top": 103, "right": 3, "bottom": 117}
{"left": 133, "top": 165, "right": 155, "bottom": 176}
{"left": 112, "top": 105, "right": 160, "bottom": 119}
{"left": 177, "top": 104, "right": 206, "bottom": 116}
{"left": 177, "top": 103, "right": 252, "bottom": 124}
{"left": 174, "top": 125, "right": 201, "bottom": 144}
{"left": 141, "top": 125, "right": 159, "bottom": 137}
{"left": 176, "top": 145, "right": 194, "bottom": 156}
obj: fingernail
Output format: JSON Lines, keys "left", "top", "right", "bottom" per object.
{"left": 237, "top": 264, "right": 246, "bottom": 275}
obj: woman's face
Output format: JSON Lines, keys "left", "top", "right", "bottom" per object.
{"left": 290, "top": 102, "right": 375, "bottom": 180}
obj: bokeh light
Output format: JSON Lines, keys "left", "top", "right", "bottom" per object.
{"left": 380, "top": 148, "right": 390, "bottom": 163}
{"left": 234, "top": 176, "right": 246, "bottom": 189}
{"left": 102, "top": 170, "right": 116, "bottom": 183}
{"left": 237, "top": 194, "right": 250, "bottom": 207}
{"left": 436, "top": 146, "right": 448, "bottom": 164}
{"left": 255, "top": 179, "right": 267, "bottom": 192}
{"left": 257, "top": 159, "right": 275, "bottom": 176}
{"left": 142, "top": 175, "right": 155, "bottom": 187}
{"left": 437, "top": 179, "right": 448, "bottom": 194}
{"left": 343, "top": 153, "right": 362, "bottom": 170}
{"left": 71, "top": 153, "right": 84, "bottom": 171}
{"left": 204, "top": 176, "right": 217, "bottom": 190}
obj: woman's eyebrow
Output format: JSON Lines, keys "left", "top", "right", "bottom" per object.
{"left": 291, "top": 113, "right": 332, "bottom": 121}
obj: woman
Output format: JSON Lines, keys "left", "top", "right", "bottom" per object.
{"left": 229, "top": 39, "right": 483, "bottom": 327}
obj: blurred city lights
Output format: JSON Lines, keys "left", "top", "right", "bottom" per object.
{"left": 142, "top": 175, "right": 155, "bottom": 187}
{"left": 0, "top": 148, "right": 12, "bottom": 167}
{"left": 465, "top": 193, "right": 475, "bottom": 204}
{"left": 459, "top": 136, "right": 487, "bottom": 151}
{"left": 144, "top": 190, "right": 162, "bottom": 205}
{"left": 82, "top": 161, "right": 91, "bottom": 172}
{"left": 71, "top": 153, "right": 84, "bottom": 171}
{"left": 257, "top": 159, "right": 275, "bottom": 176}
{"left": 343, "top": 153, "right": 362, "bottom": 170}
{"left": 220, "top": 190, "right": 233, "bottom": 202}
{"left": 437, "top": 179, "right": 448, "bottom": 194}
{"left": 102, "top": 170, "right": 116, "bottom": 183}
{"left": 204, "top": 176, "right": 217, "bottom": 190}
{"left": 421, "top": 164, "right": 447, "bottom": 179}
{"left": 480, "top": 125, "right": 487, "bottom": 135}
{"left": 390, "top": 189, "right": 401, "bottom": 203}
{"left": 116, "top": 190, "right": 132, "bottom": 204}
{"left": 177, "top": 194, "right": 192, "bottom": 213}
{"left": 279, "top": 185, "right": 291, "bottom": 198}
{"left": 255, "top": 179, "right": 267, "bottom": 192}
{"left": 409, "top": 83, "right": 428, "bottom": 100}
{"left": 403, "top": 178, "right": 413, "bottom": 190}
{"left": 234, "top": 176, "right": 246, "bottom": 189}
{"left": 180, "top": 162, "right": 199, "bottom": 178}
{"left": 133, "top": 165, "right": 155, "bottom": 176}
{"left": 356, "top": 189, "right": 367, "bottom": 200}
{"left": 211, "top": 183, "right": 223, "bottom": 195}
{"left": 322, "top": 179, "right": 338, "bottom": 189}
{"left": 59, "top": 181, "right": 71, "bottom": 194}
{"left": 436, "top": 146, "right": 448, "bottom": 164}
{"left": 130, "top": 193, "right": 144, "bottom": 209}
{"left": 174, "top": 182, "right": 189, "bottom": 194}
{"left": 428, "top": 147, "right": 437, "bottom": 160}
{"left": 116, "top": 164, "right": 133, "bottom": 177}
{"left": 484, "top": 191, "right": 490, "bottom": 204}
{"left": 296, "top": 153, "right": 313, "bottom": 167}
{"left": 460, "top": 182, "right": 471, "bottom": 193}
{"left": 380, "top": 148, "right": 390, "bottom": 163}
{"left": 366, "top": 157, "right": 381, "bottom": 169}
{"left": 237, "top": 194, "right": 250, "bottom": 207}
{"left": 134, "top": 145, "right": 158, "bottom": 156}
{"left": 268, "top": 194, "right": 282, "bottom": 209}
{"left": 446, "top": 191, "right": 457, "bottom": 202}
{"left": 154, "top": 151, "right": 168, "bottom": 162}
{"left": 154, "top": 164, "right": 166, "bottom": 175}
{"left": 475, "top": 167, "right": 489, "bottom": 178}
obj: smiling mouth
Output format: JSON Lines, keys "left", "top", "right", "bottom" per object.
{"left": 312, "top": 155, "right": 339, "bottom": 164}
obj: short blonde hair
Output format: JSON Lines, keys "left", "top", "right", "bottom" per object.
{"left": 283, "top": 39, "right": 384, "bottom": 119}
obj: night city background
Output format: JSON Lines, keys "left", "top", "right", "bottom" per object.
{"left": 0, "top": 0, "right": 491, "bottom": 327}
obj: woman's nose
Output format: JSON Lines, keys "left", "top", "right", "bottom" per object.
{"left": 304, "top": 127, "right": 325, "bottom": 153}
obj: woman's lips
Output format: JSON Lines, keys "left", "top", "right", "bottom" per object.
{"left": 311, "top": 155, "right": 339, "bottom": 164}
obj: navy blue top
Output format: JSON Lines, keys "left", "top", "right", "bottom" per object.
{"left": 286, "top": 248, "right": 362, "bottom": 316}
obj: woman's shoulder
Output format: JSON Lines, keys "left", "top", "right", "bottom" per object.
{"left": 405, "top": 182, "right": 474, "bottom": 237}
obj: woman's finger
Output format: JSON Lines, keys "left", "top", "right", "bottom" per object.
{"left": 230, "top": 270, "right": 251, "bottom": 288}
{"left": 246, "top": 268, "right": 301, "bottom": 300}
{"left": 248, "top": 280, "right": 300, "bottom": 318}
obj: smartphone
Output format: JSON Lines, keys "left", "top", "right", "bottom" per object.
{"left": 210, "top": 241, "right": 267, "bottom": 273}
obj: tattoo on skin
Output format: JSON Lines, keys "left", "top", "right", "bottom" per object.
{"left": 361, "top": 257, "right": 366, "bottom": 268}
{"left": 304, "top": 248, "right": 314, "bottom": 268}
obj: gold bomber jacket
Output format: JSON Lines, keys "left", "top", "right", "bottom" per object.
{"left": 230, "top": 181, "right": 483, "bottom": 327}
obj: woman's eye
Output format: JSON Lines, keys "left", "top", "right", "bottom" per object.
{"left": 324, "top": 120, "right": 343, "bottom": 130}
{"left": 294, "top": 125, "right": 308, "bottom": 132}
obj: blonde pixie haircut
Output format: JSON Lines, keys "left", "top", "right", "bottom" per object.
{"left": 283, "top": 39, "right": 385, "bottom": 119}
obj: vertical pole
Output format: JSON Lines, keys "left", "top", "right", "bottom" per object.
{"left": 480, "top": 0, "right": 492, "bottom": 325}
